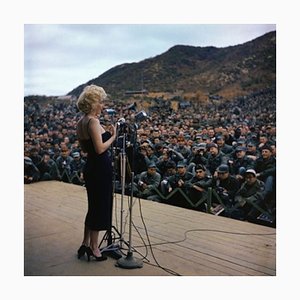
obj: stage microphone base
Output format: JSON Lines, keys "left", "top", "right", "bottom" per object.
{"left": 115, "top": 252, "right": 143, "bottom": 269}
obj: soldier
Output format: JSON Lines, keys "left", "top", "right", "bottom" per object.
{"left": 228, "top": 146, "right": 255, "bottom": 181}
{"left": 29, "top": 147, "right": 42, "bottom": 166}
{"left": 70, "top": 151, "right": 86, "bottom": 185}
{"left": 165, "top": 146, "right": 185, "bottom": 164}
{"left": 162, "top": 161, "right": 193, "bottom": 207}
{"left": 254, "top": 144, "right": 276, "bottom": 210}
{"left": 254, "top": 144, "right": 276, "bottom": 195}
{"left": 24, "top": 157, "right": 40, "bottom": 184}
{"left": 187, "top": 143, "right": 208, "bottom": 172}
{"left": 161, "top": 160, "right": 177, "bottom": 180}
{"left": 215, "top": 135, "right": 233, "bottom": 155}
{"left": 36, "top": 152, "right": 59, "bottom": 181}
{"left": 206, "top": 143, "right": 227, "bottom": 177}
{"left": 232, "top": 169, "right": 266, "bottom": 221}
{"left": 132, "top": 144, "right": 149, "bottom": 175}
{"left": 133, "top": 162, "right": 161, "bottom": 201}
{"left": 56, "top": 146, "right": 73, "bottom": 183}
{"left": 156, "top": 150, "right": 176, "bottom": 178}
{"left": 166, "top": 161, "right": 194, "bottom": 193}
{"left": 144, "top": 143, "right": 159, "bottom": 166}
{"left": 174, "top": 135, "right": 191, "bottom": 160}
{"left": 213, "top": 164, "right": 240, "bottom": 208}
{"left": 257, "top": 133, "right": 269, "bottom": 151}
{"left": 186, "top": 164, "right": 212, "bottom": 211}
{"left": 246, "top": 141, "right": 260, "bottom": 160}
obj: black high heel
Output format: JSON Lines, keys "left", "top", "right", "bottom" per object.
{"left": 77, "top": 245, "right": 87, "bottom": 259}
{"left": 86, "top": 247, "right": 107, "bottom": 262}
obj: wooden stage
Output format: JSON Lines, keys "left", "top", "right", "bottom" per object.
{"left": 24, "top": 181, "right": 276, "bottom": 276}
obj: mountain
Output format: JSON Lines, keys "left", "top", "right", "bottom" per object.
{"left": 68, "top": 31, "right": 275, "bottom": 100}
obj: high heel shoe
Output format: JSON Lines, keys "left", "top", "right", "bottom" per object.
{"left": 77, "top": 245, "right": 87, "bottom": 259}
{"left": 86, "top": 247, "right": 107, "bottom": 262}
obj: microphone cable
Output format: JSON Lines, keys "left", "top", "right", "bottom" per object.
{"left": 135, "top": 196, "right": 181, "bottom": 276}
{"left": 133, "top": 228, "right": 275, "bottom": 248}
{"left": 114, "top": 189, "right": 275, "bottom": 275}
{"left": 131, "top": 198, "right": 275, "bottom": 275}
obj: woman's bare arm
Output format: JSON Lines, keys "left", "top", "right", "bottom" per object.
{"left": 89, "top": 118, "right": 116, "bottom": 154}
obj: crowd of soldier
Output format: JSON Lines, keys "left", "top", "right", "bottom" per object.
{"left": 24, "top": 88, "right": 276, "bottom": 223}
{"left": 127, "top": 131, "right": 275, "bottom": 222}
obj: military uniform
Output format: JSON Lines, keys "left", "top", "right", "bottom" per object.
{"left": 37, "top": 157, "right": 59, "bottom": 180}
{"left": 233, "top": 175, "right": 266, "bottom": 220}
{"left": 134, "top": 169, "right": 161, "bottom": 200}
{"left": 228, "top": 155, "right": 255, "bottom": 175}
{"left": 187, "top": 174, "right": 212, "bottom": 211}
{"left": 70, "top": 153, "right": 86, "bottom": 185}
{"left": 213, "top": 174, "right": 240, "bottom": 207}
{"left": 56, "top": 155, "right": 73, "bottom": 182}
{"left": 207, "top": 151, "right": 227, "bottom": 175}
{"left": 24, "top": 157, "right": 40, "bottom": 184}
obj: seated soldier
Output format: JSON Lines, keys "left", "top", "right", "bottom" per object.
{"left": 24, "top": 157, "right": 40, "bottom": 184}
{"left": 231, "top": 169, "right": 266, "bottom": 221}
{"left": 215, "top": 135, "right": 233, "bottom": 155}
{"left": 132, "top": 162, "right": 161, "bottom": 201}
{"left": 161, "top": 161, "right": 193, "bottom": 207}
{"left": 160, "top": 160, "right": 177, "bottom": 181}
{"left": 174, "top": 135, "right": 191, "bottom": 160}
{"left": 254, "top": 144, "right": 276, "bottom": 201}
{"left": 70, "top": 151, "right": 86, "bottom": 185}
{"left": 187, "top": 143, "right": 208, "bottom": 174}
{"left": 144, "top": 143, "right": 159, "bottom": 166}
{"left": 36, "top": 151, "right": 59, "bottom": 181}
{"left": 212, "top": 164, "right": 240, "bottom": 208}
{"left": 56, "top": 146, "right": 73, "bottom": 183}
{"left": 228, "top": 146, "right": 255, "bottom": 182}
{"left": 29, "top": 147, "right": 42, "bottom": 166}
{"left": 186, "top": 164, "right": 212, "bottom": 211}
{"left": 163, "top": 161, "right": 193, "bottom": 194}
{"left": 206, "top": 143, "right": 227, "bottom": 178}
{"left": 246, "top": 141, "right": 260, "bottom": 160}
{"left": 156, "top": 149, "right": 174, "bottom": 177}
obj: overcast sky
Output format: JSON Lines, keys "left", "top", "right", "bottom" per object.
{"left": 24, "top": 24, "right": 276, "bottom": 96}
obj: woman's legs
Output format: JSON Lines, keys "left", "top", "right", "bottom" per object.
{"left": 80, "top": 226, "right": 107, "bottom": 259}
{"left": 81, "top": 225, "right": 100, "bottom": 252}
{"left": 81, "top": 225, "right": 90, "bottom": 246}
{"left": 89, "top": 230, "right": 101, "bottom": 256}
{"left": 79, "top": 226, "right": 100, "bottom": 256}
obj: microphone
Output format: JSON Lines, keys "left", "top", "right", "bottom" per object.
{"left": 117, "top": 117, "right": 126, "bottom": 126}
{"left": 134, "top": 110, "right": 148, "bottom": 122}
{"left": 105, "top": 108, "right": 116, "bottom": 115}
{"left": 125, "top": 102, "right": 137, "bottom": 111}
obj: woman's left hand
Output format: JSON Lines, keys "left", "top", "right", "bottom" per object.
{"left": 107, "top": 123, "right": 117, "bottom": 139}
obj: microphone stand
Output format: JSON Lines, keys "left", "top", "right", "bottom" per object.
{"left": 115, "top": 171, "right": 143, "bottom": 268}
{"left": 99, "top": 121, "right": 137, "bottom": 259}
{"left": 118, "top": 130, "right": 127, "bottom": 250}
{"left": 99, "top": 110, "right": 145, "bottom": 268}
{"left": 115, "top": 122, "right": 143, "bottom": 269}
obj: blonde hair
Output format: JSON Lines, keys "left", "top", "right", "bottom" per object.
{"left": 76, "top": 85, "right": 107, "bottom": 114}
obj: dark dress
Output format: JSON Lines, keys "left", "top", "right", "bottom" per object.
{"left": 81, "top": 132, "right": 113, "bottom": 231}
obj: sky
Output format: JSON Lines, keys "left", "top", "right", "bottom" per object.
{"left": 24, "top": 24, "right": 276, "bottom": 96}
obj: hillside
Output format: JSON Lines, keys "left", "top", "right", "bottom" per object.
{"left": 68, "top": 31, "right": 276, "bottom": 101}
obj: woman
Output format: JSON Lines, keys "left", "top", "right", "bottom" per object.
{"left": 76, "top": 85, "right": 116, "bottom": 261}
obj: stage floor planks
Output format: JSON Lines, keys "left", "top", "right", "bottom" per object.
{"left": 24, "top": 181, "right": 276, "bottom": 276}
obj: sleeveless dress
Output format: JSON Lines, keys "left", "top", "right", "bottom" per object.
{"left": 80, "top": 131, "right": 113, "bottom": 231}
